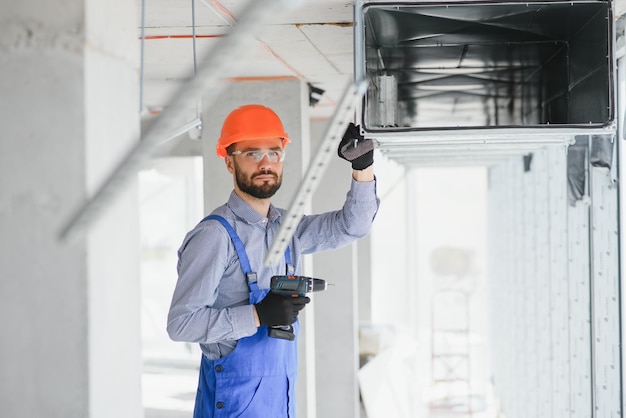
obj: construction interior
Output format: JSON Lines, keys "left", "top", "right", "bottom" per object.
{"left": 2, "top": 0, "right": 626, "bottom": 417}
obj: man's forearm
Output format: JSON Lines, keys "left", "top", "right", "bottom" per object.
{"left": 352, "top": 165, "right": 374, "bottom": 182}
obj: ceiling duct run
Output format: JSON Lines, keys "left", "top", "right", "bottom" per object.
{"left": 354, "top": 0, "right": 616, "bottom": 166}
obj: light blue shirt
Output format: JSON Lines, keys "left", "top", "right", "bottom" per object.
{"left": 167, "top": 178, "right": 380, "bottom": 359}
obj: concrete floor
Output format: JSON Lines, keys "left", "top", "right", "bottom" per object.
{"left": 143, "top": 366, "right": 197, "bottom": 418}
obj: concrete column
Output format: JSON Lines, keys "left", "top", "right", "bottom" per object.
{"left": 201, "top": 78, "right": 314, "bottom": 415}
{"left": 0, "top": 2, "right": 141, "bottom": 418}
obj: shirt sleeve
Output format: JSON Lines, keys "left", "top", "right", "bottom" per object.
{"left": 296, "top": 177, "right": 380, "bottom": 254}
{"left": 166, "top": 224, "right": 258, "bottom": 344}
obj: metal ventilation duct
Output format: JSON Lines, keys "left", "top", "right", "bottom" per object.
{"left": 354, "top": 0, "right": 616, "bottom": 165}
{"left": 357, "top": 0, "right": 614, "bottom": 130}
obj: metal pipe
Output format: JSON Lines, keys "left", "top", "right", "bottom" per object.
{"left": 191, "top": 0, "right": 198, "bottom": 76}
{"left": 191, "top": 0, "right": 202, "bottom": 123}
{"left": 377, "top": 143, "right": 552, "bottom": 152}
{"left": 140, "top": 34, "right": 223, "bottom": 40}
{"left": 381, "top": 149, "right": 539, "bottom": 157}
{"left": 139, "top": 0, "right": 146, "bottom": 113}
{"left": 375, "top": 136, "right": 574, "bottom": 147}
{"left": 368, "top": 127, "right": 613, "bottom": 142}
{"left": 163, "top": 117, "right": 202, "bottom": 142}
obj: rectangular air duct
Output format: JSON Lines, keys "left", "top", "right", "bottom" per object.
{"left": 355, "top": 0, "right": 615, "bottom": 135}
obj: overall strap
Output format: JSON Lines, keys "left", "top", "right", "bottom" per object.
{"left": 202, "top": 215, "right": 253, "bottom": 274}
{"left": 201, "top": 215, "right": 260, "bottom": 298}
{"left": 201, "top": 214, "right": 293, "bottom": 287}
{"left": 284, "top": 247, "right": 294, "bottom": 276}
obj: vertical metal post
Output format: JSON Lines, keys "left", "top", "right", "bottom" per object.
{"left": 139, "top": 0, "right": 146, "bottom": 113}
{"left": 589, "top": 135, "right": 621, "bottom": 418}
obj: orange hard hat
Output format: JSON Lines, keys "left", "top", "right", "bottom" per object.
{"left": 216, "top": 104, "right": 291, "bottom": 158}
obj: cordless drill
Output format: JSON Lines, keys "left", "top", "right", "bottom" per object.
{"left": 268, "top": 275, "right": 328, "bottom": 340}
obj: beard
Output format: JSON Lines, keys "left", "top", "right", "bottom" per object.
{"left": 235, "top": 167, "right": 282, "bottom": 199}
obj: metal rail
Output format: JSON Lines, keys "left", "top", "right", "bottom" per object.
{"left": 264, "top": 79, "right": 368, "bottom": 266}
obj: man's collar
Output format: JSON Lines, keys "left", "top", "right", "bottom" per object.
{"left": 227, "top": 191, "right": 281, "bottom": 224}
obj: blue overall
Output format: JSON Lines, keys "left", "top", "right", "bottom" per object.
{"left": 193, "top": 215, "right": 298, "bottom": 418}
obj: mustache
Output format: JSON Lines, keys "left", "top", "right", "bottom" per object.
{"left": 252, "top": 170, "right": 278, "bottom": 179}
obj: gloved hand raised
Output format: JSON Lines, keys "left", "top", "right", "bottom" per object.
{"left": 255, "top": 291, "right": 311, "bottom": 326}
{"left": 338, "top": 122, "right": 374, "bottom": 170}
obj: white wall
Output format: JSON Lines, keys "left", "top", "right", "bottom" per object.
{"left": 488, "top": 143, "right": 621, "bottom": 418}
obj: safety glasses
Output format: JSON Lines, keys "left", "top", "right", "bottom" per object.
{"left": 230, "top": 149, "right": 286, "bottom": 163}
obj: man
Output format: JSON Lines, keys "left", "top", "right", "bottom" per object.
{"left": 167, "top": 104, "right": 379, "bottom": 417}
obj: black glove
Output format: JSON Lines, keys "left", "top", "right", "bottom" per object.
{"left": 338, "top": 122, "right": 374, "bottom": 170}
{"left": 255, "top": 292, "right": 311, "bottom": 326}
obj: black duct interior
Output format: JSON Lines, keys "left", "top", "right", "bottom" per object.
{"left": 361, "top": 1, "right": 613, "bottom": 130}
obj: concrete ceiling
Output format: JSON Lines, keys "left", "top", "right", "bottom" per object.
{"left": 140, "top": 0, "right": 356, "bottom": 121}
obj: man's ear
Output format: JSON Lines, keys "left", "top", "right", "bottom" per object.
{"left": 225, "top": 156, "right": 235, "bottom": 174}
